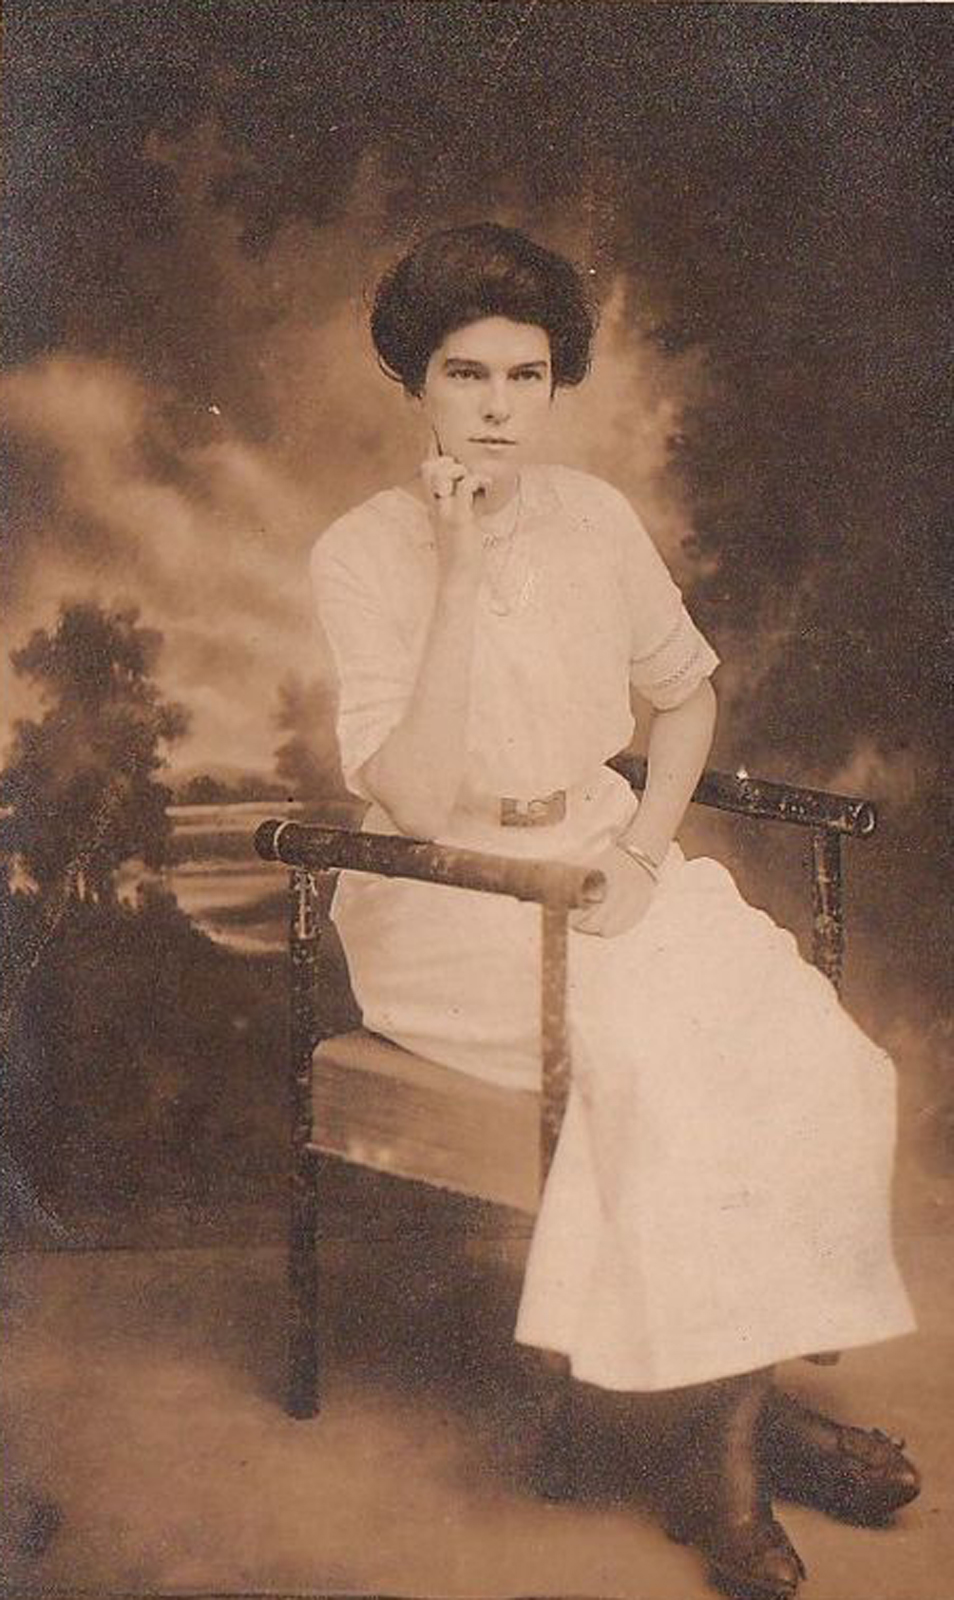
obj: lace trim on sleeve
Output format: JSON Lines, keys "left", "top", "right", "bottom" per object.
{"left": 630, "top": 608, "right": 685, "bottom": 667}
{"left": 630, "top": 606, "right": 720, "bottom": 710}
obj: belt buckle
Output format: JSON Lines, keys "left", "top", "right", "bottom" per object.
{"left": 500, "top": 790, "right": 567, "bottom": 827}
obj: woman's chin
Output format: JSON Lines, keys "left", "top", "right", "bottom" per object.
{"left": 467, "top": 450, "right": 524, "bottom": 485}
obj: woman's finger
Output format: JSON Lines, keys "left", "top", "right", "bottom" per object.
{"left": 456, "top": 471, "right": 491, "bottom": 506}
{"left": 569, "top": 906, "right": 609, "bottom": 936}
{"left": 421, "top": 456, "right": 467, "bottom": 499}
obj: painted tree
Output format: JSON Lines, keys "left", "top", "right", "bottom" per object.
{"left": 273, "top": 674, "right": 347, "bottom": 801}
{"left": 0, "top": 602, "right": 189, "bottom": 901}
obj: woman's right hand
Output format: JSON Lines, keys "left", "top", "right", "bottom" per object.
{"left": 360, "top": 450, "right": 490, "bottom": 836}
{"left": 421, "top": 452, "right": 490, "bottom": 580}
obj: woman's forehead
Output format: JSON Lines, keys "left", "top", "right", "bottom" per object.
{"left": 438, "top": 317, "right": 551, "bottom": 366}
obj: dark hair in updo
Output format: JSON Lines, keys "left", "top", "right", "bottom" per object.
{"left": 371, "top": 223, "right": 596, "bottom": 395}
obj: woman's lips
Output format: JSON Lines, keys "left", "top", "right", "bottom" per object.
{"left": 471, "top": 437, "right": 517, "bottom": 449}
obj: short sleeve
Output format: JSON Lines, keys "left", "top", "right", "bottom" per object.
{"left": 602, "top": 482, "right": 720, "bottom": 710}
{"left": 310, "top": 516, "right": 417, "bottom": 800}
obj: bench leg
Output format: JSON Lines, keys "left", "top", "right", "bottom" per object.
{"left": 287, "top": 1156, "right": 320, "bottom": 1418}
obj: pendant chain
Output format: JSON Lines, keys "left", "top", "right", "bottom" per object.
{"left": 481, "top": 481, "right": 534, "bottom": 616}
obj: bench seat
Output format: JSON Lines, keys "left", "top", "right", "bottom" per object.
{"left": 312, "top": 1029, "right": 541, "bottom": 1213}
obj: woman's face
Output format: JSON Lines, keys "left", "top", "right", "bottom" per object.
{"left": 418, "top": 316, "right": 553, "bottom": 491}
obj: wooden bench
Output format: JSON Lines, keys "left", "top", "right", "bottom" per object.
{"left": 255, "top": 754, "right": 877, "bottom": 1417}
{"left": 314, "top": 1029, "right": 542, "bottom": 1214}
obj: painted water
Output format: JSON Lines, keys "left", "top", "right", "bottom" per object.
{"left": 118, "top": 799, "right": 361, "bottom": 955}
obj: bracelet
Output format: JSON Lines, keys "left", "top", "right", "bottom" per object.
{"left": 615, "top": 838, "right": 662, "bottom": 884}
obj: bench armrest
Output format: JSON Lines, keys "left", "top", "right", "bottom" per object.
{"left": 254, "top": 819, "right": 606, "bottom": 912}
{"left": 608, "top": 753, "right": 877, "bottom": 836}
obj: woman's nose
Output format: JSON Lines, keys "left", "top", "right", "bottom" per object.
{"left": 481, "top": 382, "right": 510, "bottom": 422}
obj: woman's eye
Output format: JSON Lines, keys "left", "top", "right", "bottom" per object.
{"left": 513, "top": 370, "right": 544, "bottom": 382}
{"left": 449, "top": 369, "right": 479, "bottom": 380}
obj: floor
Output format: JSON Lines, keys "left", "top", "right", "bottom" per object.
{"left": 1, "top": 1206, "right": 951, "bottom": 1600}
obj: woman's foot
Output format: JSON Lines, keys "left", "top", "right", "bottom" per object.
{"left": 759, "top": 1391, "right": 921, "bottom": 1526}
{"left": 663, "top": 1371, "right": 806, "bottom": 1600}
{"left": 667, "top": 1504, "right": 806, "bottom": 1600}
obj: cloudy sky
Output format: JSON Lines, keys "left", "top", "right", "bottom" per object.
{"left": 3, "top": 4, "right": 952, "bottom": 1016}
{"left": 4, "top": 0, "right": 949, "bottom": 779}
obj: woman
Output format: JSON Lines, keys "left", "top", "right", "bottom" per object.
{"left": 311, "top": 223, "right": 919, "bottom": 1600}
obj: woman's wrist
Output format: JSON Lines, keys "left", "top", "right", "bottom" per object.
{"left": 614, "top": 836, "right": 662, "bottom": 885}
{"left": 617, "top": 817, "right": 667, "bottom": 861}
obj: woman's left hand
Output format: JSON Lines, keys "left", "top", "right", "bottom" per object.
{"left": 569, "top": 846, "right": 658, "bottom": 938}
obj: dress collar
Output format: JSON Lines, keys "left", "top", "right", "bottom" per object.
{"left": 387, "top": 470, "right": 545, "bottom": 549}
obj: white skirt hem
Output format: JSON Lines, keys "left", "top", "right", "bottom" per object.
{"left": 513, "top": 1308, "right": 918, "bottom": 1394}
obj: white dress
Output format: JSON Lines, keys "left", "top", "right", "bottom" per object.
{"left": 311, "top": 464, "right": 915, "bottom": 1392}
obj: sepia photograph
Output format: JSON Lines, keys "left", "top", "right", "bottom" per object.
{"left": 1, "top": 3, "right": 951, "bottom": 1598}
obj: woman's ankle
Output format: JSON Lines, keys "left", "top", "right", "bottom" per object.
{"left": 661, "top": 1370, "right": 775, "bottom": 1529}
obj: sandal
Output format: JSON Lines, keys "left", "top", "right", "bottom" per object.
{"left": 760, "top": 1391, "right": 921, "bottom": 1526}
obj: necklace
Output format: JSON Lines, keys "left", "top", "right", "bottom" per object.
{"left": 480, "top": 482, "right": 535, "bottom": 616}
